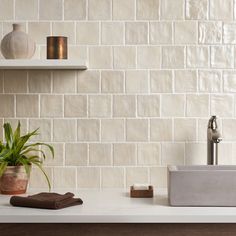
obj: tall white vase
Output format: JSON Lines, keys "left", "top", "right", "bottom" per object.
{"left": 1, "top": 24, "right": 36, "bottom": 59}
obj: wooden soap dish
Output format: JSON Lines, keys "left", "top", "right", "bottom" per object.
{"left": 130, "top": 185, "right": 153, "bottom": 198}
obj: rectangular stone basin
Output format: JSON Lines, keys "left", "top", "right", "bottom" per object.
{"left": 168, "top": 165, "right": 236, "bottom": 206}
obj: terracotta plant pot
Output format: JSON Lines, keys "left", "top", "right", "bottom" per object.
{"left": 0, "top": 166, "right": 30, "bottom": 195}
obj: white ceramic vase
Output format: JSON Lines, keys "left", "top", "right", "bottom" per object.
{"left": 1, "top": 24, "right": 36, "bottom": 59}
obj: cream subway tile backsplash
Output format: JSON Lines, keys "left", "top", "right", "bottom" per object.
{"left": 185, "top": 143, "right": 207, "bottom": 165}
{"left": 150, "top": 70, "right": 172, "bottom": 93}
{"left": 185, "top": 0, "right": 208, "bottom": 20}
{"left": 137, "top": 143, "right": 160, "bottom": 165}
{"left": 77, "top": 119, "right": 100, "bottom": 141}
{"left": 0, "top": 0, "right": 13, "bottom": 20}
{"left": 16, "top": 95, "right": 39, "bottom": 117}
{"left": 125, "top": 22, "right": 148, "bottom": 45}
{"left": 88, "top": 0, "right": 111, "bottom": 20}
{"left": 112, "top": 0, "right": 135, "bottom": 20}
{"left": 89, "top": 143, "right": 112, "bottom": 166}
{"left": 29, "top": 119, "right": 51, "bottom": 142}
{"left": 15, "top": 0, "right": 38, "bottom": 20}
{"left": 222, "top": 119, "right": 236, "bottom": 141}
{"left": 77, "top": 167, "right": 100, "bottom": 188}
{"left": 150, "top": 119, "right": 172, "bottom": 141}
{"left": 89, "top": 46, "right": 113, "bottom": 69}
{"left": 162, "top": 143, "right": 185, "bottom": 165}
{"left": 64, "top": 95, "right": 87, "bottom": 117}
{"left": 126, "top": 70, "right": 148, "bottom": 93}
{"left": 137, "top": 95, "right": 160, "bottom": 117}
{"left": 150, "top": 167, "right": 167, "bottom": 188}
{"left": 223, "top": 23, "right": 236, "bottom": 44}
{"left": 137, "top": 46, "right": 161, "bottom": 69}
{"left": 4, "top": 70, "right": 27, "bottom": 93}
{"left": 102, "top": 22, "right": 124, "bottom": 45}
{"left": 162, "top": 94, "right": 185, "bottom": 117}
{"left": 162, "top": 46, "right": 185, "bottom": 69}
{"left": 1, "top": 0, "right": 236, "bottom": 189}
{"left": 29, "top": 167, "right": 53, "bottom": 189}
{"left": 101, "top": 71, "right": 124, "bottom": 93}
{"left": 218, "top": 143, "right": 233, "bottom": 164}
{"left": 76, "top": 22, "right": 99, "bottom": 45}
{"left": 209, "top": 0, "right": 233, "bottom": 20}
{"left": 52, "top": 22, "right": 76, "bottom": 44}
{"left": 211, "top": 46, "right": 234, "bottom": 68}
{"left": 39, "top": 0, "right": 63, "bottom": 20}
{"left": 43, "top": 142, "right": 64, "bottom": 166}
{"left": 40, "top": 95, "right": 63, "bottom": 117}
{"left": 65, "top": 143, "right": 88, "bottom": 166}
{"left": 223, "top": 71, "right": 236, "bottom": 92}
{"left": 136, "top": 0, "right": 159, "bottom": 20}
{"left": 77, "top": 70, "right": 100, "bottom": 93}
{"left": 161, "top": 0, "right": 184, "bottom": 20}
{"left": 89, "top": 95, "right": 111, "bottom": 117}
{"left": 53, "top": 71, "right": 76, "bottom": 93}
{"left": 186, "top": 94, "right": 209, "bottom": 117}
{"left": 113, "top": 143, "right": 136, "bottom": 166}
{"left": 64, "top": 0, "right": 86, "bottom": 20}
{"left": 101, "top": 119, "right": 125, "bottom": 141}
{"left": 174, "top": 70, "right": 197, "bottom": 92}
{"left": 199, "top": 70, "right": 221, "bottom": 93}
{"left": 199, "top": 22, "right": 222, "bottom": 44}
{"left": 149, "top": 22, "right": 172, "bottom": 44}
{"left": 29, "top": 70, "right": 51, "bottom": 93}
{"left": 187, "top": 46, "right": 209, "bottom": 68}
{"left": 126, "top": 119, "right": 148, "bottom": 141}
{"left": 210, "top": 94, "right": 234, "bottom": 117}
{"left": 174, "top": 21, "right": 197, "bottom": 44}
{"left": 53, "top": 119, "right": 76, "bottom": 142}
{"left": 101, "top": 167, "right": 124, "bottom": 188}
{"left": 114, "top": 46, "right": 136, "bottom": 69}
{"left": 113, "top": 95, "right": 136, "bottom": 117}
{"left": 53, "top": 167, "right": 76, "bottom": 188}
{"left": 0, "top": 95, "right": 14, "bottom": 117}
{"left": 174, "top": 118, "right": 197, "bottom": 141}
{"left": 126, "top": 167, "right": 148, "bottom": 186}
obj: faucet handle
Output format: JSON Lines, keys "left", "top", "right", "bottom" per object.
{"left": 211, "top": 130, "right": 222, "bottom": 143}
{"left": 208, "top": 115, "right": 218, "bottom": 129}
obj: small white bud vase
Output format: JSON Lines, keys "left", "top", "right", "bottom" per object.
{"left": 1, "top": 24, "right": 36, "bottom": 59}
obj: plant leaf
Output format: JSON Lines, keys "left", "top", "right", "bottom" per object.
{"left": 12, "top": 121, "right": 21, "bottom": 148}
{"left": 0, "top": 162, "right": 8, "bottom": 177}
{"left": 13, "top": 128, "right": 39, "bottom": 156}
{"left": 21, "top": 148, "right": 46, "bottom": 160}
{"left": 23, "top": 143, "right": 54, "bottom": 159}
{"left": 16, "top": 157, "right": 31, "bottom": 176}
{"left": 3, "top": 123, "right": 13, "bottom": 149}
{"left": 31, "top": 160, "right": 51, "bottom": 191}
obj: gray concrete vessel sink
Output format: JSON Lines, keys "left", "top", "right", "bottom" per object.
{"left": 168, "top": 165, "right": 236, "bottom": 206}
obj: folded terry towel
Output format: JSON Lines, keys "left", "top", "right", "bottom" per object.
{"left": 10, "top": 192, "right": 83, "bottom": 209}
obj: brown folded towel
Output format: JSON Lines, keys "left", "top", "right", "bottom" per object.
{"left": 10, "top": 192, "right": 83, "bottom": 210}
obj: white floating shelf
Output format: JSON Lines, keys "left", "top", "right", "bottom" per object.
{"left": 0, "top": 59, "right": 87, "bottom": 70}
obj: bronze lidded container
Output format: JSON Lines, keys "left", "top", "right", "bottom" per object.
{"left": 47, "top": 36, "right": 67, "bottom": 59}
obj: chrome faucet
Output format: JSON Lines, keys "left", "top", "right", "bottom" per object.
{"left": 207, "top": 116, "right": 222, "bottom": 165}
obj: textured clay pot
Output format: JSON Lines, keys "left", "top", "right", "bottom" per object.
{"left": 0, "top": 166, "right": 29, "bottom": 195}
{"left": 1, "top": 23, "right": 36, "bottom": 59}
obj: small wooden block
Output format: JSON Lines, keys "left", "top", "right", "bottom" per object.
{"left": 130, "top": 185, "right": 153, "bottom": 198}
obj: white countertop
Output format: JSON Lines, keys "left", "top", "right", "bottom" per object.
{"left": 1, "top": 189, "right": 236, "bottom": 223}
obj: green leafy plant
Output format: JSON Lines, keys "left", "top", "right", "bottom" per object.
{"left": 0, "top": 122, "right": 54, "bottom": 190}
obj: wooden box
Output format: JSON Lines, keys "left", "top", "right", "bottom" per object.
{"left": 130, "top": 186, "right": 153, "bottom": 198}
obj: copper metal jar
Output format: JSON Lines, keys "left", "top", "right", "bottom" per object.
{"left": 47, "top": 36, "right": 67, "bottom": 59}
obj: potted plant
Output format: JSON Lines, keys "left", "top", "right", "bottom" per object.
{"left": 0, "top": 122, "right": 54, "bottom": 195}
